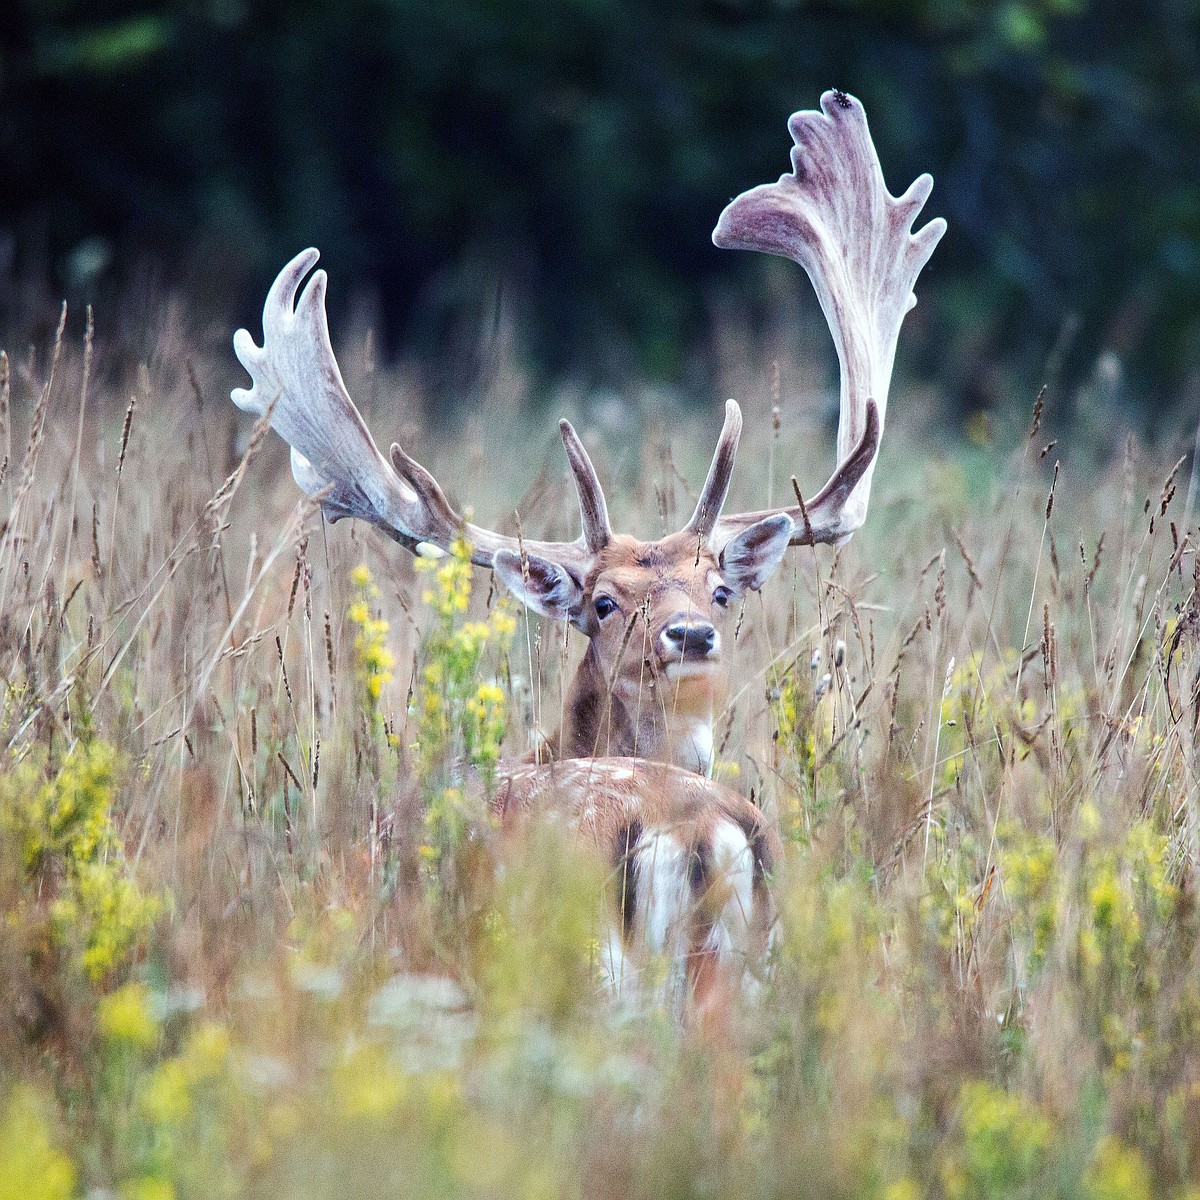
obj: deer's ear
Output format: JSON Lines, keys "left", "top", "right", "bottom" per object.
{"left": 493, "top": 549, "right": 584, "bottom": 622}
{"left": 719, "top": 514, "right": 793, "bottom": 596}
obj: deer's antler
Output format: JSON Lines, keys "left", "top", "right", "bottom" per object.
{"left": 232, "top": 248, "right": 603, "bottom": 574}
{"left": 684, "top": 399, "right": 742, "bottom": 539}
{"left": 709, "top": 89, "right": 945, "bottom": 549}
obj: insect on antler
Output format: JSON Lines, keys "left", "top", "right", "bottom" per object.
{"left": 709, "top": 88, "right": 946, "bottom": 550}
{"left": 231, "top": 249, "right": 606, "bottom": 576}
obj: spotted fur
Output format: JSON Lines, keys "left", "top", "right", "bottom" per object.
{"left": 494, "top": 758, "right": 779, "bottom": 1010}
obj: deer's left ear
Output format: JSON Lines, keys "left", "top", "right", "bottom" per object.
{"left": 719, "top": 513, "right": 794, "bottom": 596}
{"left": 493, "top": 549, "right": 585, "bottom": 623}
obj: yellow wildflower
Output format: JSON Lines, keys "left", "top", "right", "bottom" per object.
{"left": 1086, "top": 1138, "right": 1151, "bottom": 1200}
{"left": 1, "top": 740, "right": 160, "bottom": 981}
{"left": 0, "top": 1087, "right": 76, "bottom": 1200}
{"left": 98, "top": 982, "right": 159, "bottom": 1048}
{"left": 333, "top": 1045, "right": 406, "bottom": 1120}
{"left": 348, "top": 564, "right": 395, "bottom": 718}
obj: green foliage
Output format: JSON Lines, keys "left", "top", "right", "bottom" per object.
{"left": 4, "top": 0, "right": 1199, "bottom": 398}
{"left": 34, "top": 15, "right": 171, "bottom": 77}
{"left": 942, "top": 1080, "right": 1054, "bottom": 1198}
{"left": 480, "top": 827, "right": 607, "bottom": 1026}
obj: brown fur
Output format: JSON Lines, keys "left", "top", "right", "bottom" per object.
{"left": 550, "top": 532, "right": 731, "bottom": 766}
{"left": 494, "top": 757, "right": 779, "bottom": 1005}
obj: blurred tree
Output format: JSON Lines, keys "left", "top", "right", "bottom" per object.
{"left": 0, "top": 0, "right": 1197, "bottom": 409}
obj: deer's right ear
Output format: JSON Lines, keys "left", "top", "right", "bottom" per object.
{"left": 493, "top": 549, "right": 585, "bottom": 623}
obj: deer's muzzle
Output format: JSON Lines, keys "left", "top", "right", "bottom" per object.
{"left": 658, "top": 618, "right": 719, "bottom": 666}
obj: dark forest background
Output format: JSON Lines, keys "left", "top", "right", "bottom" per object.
{"left": 1, "top": 0, "right": 1198, "bottom": 419}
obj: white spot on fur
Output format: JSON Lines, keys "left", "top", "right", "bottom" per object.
{"left": 633, "top": 830, "right": 692, "bottom": 1014}
{"left": 634, "top": 832, "right": 690, "bottom": 957}
{"left": 704, "top": 821, "right": 754, "bottom": 966}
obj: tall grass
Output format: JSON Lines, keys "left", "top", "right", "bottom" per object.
{"left": 2, "top": 303, "right": 1200, "bottom": 1200}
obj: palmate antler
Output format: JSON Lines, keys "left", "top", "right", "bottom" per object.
{"left": 231, "top": 248, "right": 610, "bottom": 579}
{"left": 231, "top": 90, "right": 943, "bottom": 603}
{"left": 709, "top": 89, "right": 946, "bottom": 549}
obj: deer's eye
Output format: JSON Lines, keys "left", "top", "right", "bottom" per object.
{"left": 713, "top": 586, "right": 734, "bottom": 609}
{"left": 594, "top": 595, "right": 619, "bottom": 620}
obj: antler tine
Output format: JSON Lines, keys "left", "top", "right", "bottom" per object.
{"left": 233, "top": 251, "right": 423, "bottom": 538}
{"left": 233, "top": 249, "right": 592, "bottom": 573}
{"left": 711, "top": 90, "right": 945, "bottom": 551}
{"left": 684, "top": 399, "right": 742, "bottom": 539}
{"left": 559, "top": 420, "right": 612, "bottom": 553}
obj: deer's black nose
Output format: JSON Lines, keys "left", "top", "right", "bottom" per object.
{"left": 662, "top": 620, "right": 717, "bottom": 658}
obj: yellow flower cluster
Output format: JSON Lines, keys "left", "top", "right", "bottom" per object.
{"left": 941, "top": 1080, "right": 1052, "bottom": 1198}
{"left": 348, "top": 564, "right": 396, "bottom": 707}
{"left": 917, "top": 845, "right": 983, "bottom": 953}
{"left": 1078, "top": 819, "right": 1175, "bottom": 983}
{"left": 139, "top": 1021, "right": 231, "bottom": 1127}
{"left": 771, "top": 672, "right": 822, "bottom": 765}
{"left": 98, "top": 981, "right": 159, "bottom": 1048}
{"left": 464, "top": 682, "right": 506, "bottom": 772}
{"left": 769, "top": 672, "right": 820, "bottom": 841}
{"left": 104, "top": 1019, "right": 235, "bottom": 1199}
{"left": 937, "top": 649, "right": 1087, "bottom": 788}
{"left": 0, "top": 739, "right": 160, "bottom": 981}
{"left": 420, "top": 786, "right": 476, "bottom": 876}
{"left": 415, "top": 540, "right": 473, "bottom": 622}
{"left": 994, "top": 812, "right": 1177, "bottom": 1009}
{"left": 333, "top": 1043, "right": 407, "bottom": 1120}
{"left": 1086, "top": 1137, "right": 1153, "bottom": 1200}
{"left": 998, "top": 823, "right": 1059, "bottom": 965}
{"left": 408, "top": 538, "right": 518, "bottom": 886}
{"left": 413, "top": 538, "right": 516, "bottom": 785}
{"left": 9, "top": 737, "right": 119, "bottom": 870}
{"left": 0, "top": 1087, "right": 76, "bottom": 1200}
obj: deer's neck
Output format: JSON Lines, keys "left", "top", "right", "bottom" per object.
{"left": 555, "top": 643, "right": 716, "bottom": 776}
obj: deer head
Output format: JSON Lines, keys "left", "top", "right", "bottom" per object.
{"left": 231, "top": 90, "right": 945, "bottom": 774}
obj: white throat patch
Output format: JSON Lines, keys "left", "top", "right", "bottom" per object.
{"left": 671, "top": 720, "right": 714, "bottom": 777}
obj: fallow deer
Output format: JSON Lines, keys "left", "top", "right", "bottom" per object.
{"left": 231, "top": 91, "right": 945, "bottom": 1008}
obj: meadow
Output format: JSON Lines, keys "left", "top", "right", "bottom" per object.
{"left": 2, "top": 299, "right": 1200, "bottom": 1200}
